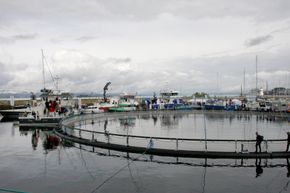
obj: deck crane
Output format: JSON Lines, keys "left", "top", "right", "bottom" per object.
{"left": 103, "top": 82, "right": 111, "bottom": 102}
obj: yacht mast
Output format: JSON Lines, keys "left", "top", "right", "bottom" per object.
{"left": 243, "top": 68, "right": 246, "bottom": 95}
{"left": 41, "top": 49, "right": 46, "bottom": 90}
{"left": 256, "top": 55, "right": 258, "bottom": 90}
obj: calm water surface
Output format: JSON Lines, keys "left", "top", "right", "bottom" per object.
{"left": 1, "top": 111, "right": 290, "bottom": 193}
{"left": 77, "top": 111, "right": 290, "bottom": 139}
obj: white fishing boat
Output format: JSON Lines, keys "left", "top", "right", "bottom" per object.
{"left": 18, "top": 89, "right": 75, "bottom": 128}
{"left": 98, "top": 100, "right": 118, "bottom": 112}
{"left": 152, "top": 89, "right": 194, "bottom": 110}
{"left": 271, "top": 100, "right": 288, "bottom": 112}
{"left": 80, "top": 105, "right": 104, "bottom": 114}
{"left": 18, "top": 50, "right": 76, "bottom": 128}
{"left": 108, "top": 92, "right": 139, "bottom": 112}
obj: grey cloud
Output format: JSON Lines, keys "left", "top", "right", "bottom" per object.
{"left": 0, "top": 74, "right": 12, "bottom": 86}
{"left": 0, "top": 62, "right": 14, "bottom": 86}
{"left": 245, "top": 35, "right": 273, "bottom": 47}
{"left": 12, "top": 33, "right": 37, "bottom": 40}
{"left": 1, "top": 0, "right": 290, "bottom": 25}
{"left": 0, "top": 34, "right": 37, "bottom": 45}
{"left": 1, "top": 48, "right": 289, "bottom": 94}
{"left": 0, "top": 36, "right": 14, "bottom": 44}
{"left": 106, "top": 57, "right": 131, "bottom": 64}
{"left": 76, "top": 36, "right": 97, "bottom": 42}
{"left": 50, "top": 37, "right": 66, "bottom": 44}
{"left": 65, "top": 50, "right": 288, "bottom": 94}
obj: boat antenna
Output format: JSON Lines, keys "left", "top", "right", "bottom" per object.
{"left": 41, "top": 49, "right": 46, "bottom": 90}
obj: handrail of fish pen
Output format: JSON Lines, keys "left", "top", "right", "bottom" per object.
{"left": 60, "top": 123, "right": 288, "bottom": 153}
{"left": 59, "top": 112, "right": 290, "bottom": 154}
{"left": 64, "top": 110, "right": 290, "bottom": 124}
{"left": 62, "top": 124, "right": 287, "bottom": 142}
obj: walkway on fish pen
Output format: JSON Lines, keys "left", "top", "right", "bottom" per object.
{"left": 55, "top": 112, "right": 290, "bottom": 159}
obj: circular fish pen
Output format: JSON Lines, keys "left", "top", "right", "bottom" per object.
{"left": 56, "top": 111, "right": 290, "bottom": 158}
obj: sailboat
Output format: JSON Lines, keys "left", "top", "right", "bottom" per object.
{"left": 18, "top": 50, "right": 75, "bottom": 128}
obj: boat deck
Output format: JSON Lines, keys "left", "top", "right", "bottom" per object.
{"left": 18, "top": 116, "right": 62, "bottom": 128}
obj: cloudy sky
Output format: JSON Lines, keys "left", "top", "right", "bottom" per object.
{"left": 0, "top": 0, "right": 290, "bottom": 95}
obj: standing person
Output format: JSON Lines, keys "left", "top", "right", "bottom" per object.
{"left": 45, "top": 98, "right": 49, "bottom": 116}
{"left": 286, "top": 132, "right": 290, "bottom": 152}
{"left": 49, "top": 100, "right": 54, "bottom": 117}
{"left": 255, "top": 132, "right": 264, "bottom": 153}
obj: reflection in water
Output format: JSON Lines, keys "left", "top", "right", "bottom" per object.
{"left": 43, "top": 133, "right": 60, "bottom": 152}
{"left": 81, "top": 111, "right": 290, "bottom": 139}
{"left": 119, "top": 117, "right": 136, "bottom": 128}
{"left": 104, "top": 119, "right": 108, "bottom": 132}
{"left": 139, "top": 114, "right": 150, "bottom": 120}
{"left": 19, "top": 127, "right": 61, "bottom": 152}
{"left": 31, "top": 129, "right": 40, "bottom": 150}
{"left": 118, "top": 117, "right": 136, "bottom": 137}
{"left": 152, "top": 114, "right": 158, "bottom": 126}
{"left": 287, "top": 158, "right": 290, "bottom": 178}
{"left": 71, "top": 141, "right": 290, "bottom": 169}
{"left": 1, "top": 119, "right": 290, "bottom": 193}
{"left": 103, "top": 119, "right": 110, "bottom": 143}
{"left": 160, "top": 113, "right": 181, "bottom": 128}
{"left": 10, "top": 124, "right": 290, "bottom": 193}
{"left": 68, "top": 141, "right": 290, "bottom": 193}
{"left": 255, "top": 158, "right": 263, "bottom": 178}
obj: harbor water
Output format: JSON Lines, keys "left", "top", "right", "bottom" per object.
{"left": 0, "top": 111, "right": 290, "bottom": 193}
{"left": 74, "top": 111, "right": 290, "bottom": 140}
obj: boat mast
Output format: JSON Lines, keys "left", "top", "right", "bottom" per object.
{"left": 41, "top": 49, "right": 46, "bottom": 90}
{"left": 243, "top": 67, "right": 246, "bottom": 95}
{"left": 255, "top": 55, "right": 258, "bottom": 90}
{"left": 216, "top": 72, "right": 219, "bottom": 95}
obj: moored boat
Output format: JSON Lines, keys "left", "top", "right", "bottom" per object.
{"left": 108, "top": 93, "right": 139, "bottom": 112}
{"left": 204, "top": 99, "right": 225, "bottom": 110}
{"left": 97, "top": 97, "right": 119, "bottom": 112}
{"left": 18, "top": 116, "right": 62, "bottom": 128}
{"left": 0, "top": 107, "right": 31, "bottom": 121}
{"left": 80, "top": 105, "right": 104, "bottom": 114}
{"left": 152, "top": 90, "right": 194, "bottom": 110}
{"left": 18, "top": 89, "right": 75, "bottom": 128}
